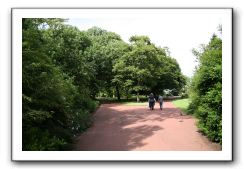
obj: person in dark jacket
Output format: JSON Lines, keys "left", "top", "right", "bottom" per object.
{"left": 148, "top": 93, "right": 156, "bottom": 110}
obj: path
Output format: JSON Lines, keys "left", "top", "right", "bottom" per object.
{"left": 75, "top": 101, "right": 221, "bottom": 151}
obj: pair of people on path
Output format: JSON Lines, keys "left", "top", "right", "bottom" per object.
{"left": 148, "top": 93, "right": 163, "bottom": 110}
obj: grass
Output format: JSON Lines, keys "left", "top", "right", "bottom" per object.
{"left": 171, "top": 98, "right": 190, "bottom": 114}
{"left": 121, "top": 102, "right": 148, "bottom": 106}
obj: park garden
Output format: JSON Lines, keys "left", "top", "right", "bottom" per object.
{"left": 22, "top": 18, "right": 222, "bottom": 150}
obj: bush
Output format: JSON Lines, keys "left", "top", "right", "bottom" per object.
{"left": 188, "top": 34, "right": 222, "bottom": 144}
{"left": 23, "top": 127, "right": 67, "bottom": 151}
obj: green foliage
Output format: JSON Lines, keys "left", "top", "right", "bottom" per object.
{"left": 113, "top": 36, "right": 186, "bottom": 100}
{"left": 23, "top": 127, "right": 67, "bottom": 151}
{"left": 84, "top": 27, "right": 129, "bottom": 99}
{"left": 22, "top": 18, "right": 97, "bottom": 150}
{"left": 43, "top": 24, "right": 92, "bottom": 90}
{"left": 188, "top": 34, "right": 222, "bottom": 144}
{"left": 22, "top": 19, "right": 186, "bottom": 150}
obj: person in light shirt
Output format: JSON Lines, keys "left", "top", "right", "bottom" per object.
{"left": 158, "top": 95, "right": 163, "bottom": 110}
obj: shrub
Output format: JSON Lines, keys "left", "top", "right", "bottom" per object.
{"left": 188, "top": 34, "right": 222, "bottom": 144}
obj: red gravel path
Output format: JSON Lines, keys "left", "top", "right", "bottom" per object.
{"left": 75, "top": 101, "right": 221, "bottom": 151}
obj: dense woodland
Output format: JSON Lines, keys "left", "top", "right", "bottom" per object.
{"left": 22, "top": 18, "right": 222, "bottom": 150}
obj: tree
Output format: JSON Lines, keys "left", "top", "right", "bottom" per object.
{"left": 84, "top": 27, "right": 128, "bottom": 99}
{"left": 113, "top": 35, "right": 186, "bottom": 101}
{"left": 23, "top": 18, "right": 75, "bottom": 150}
{"left": 188, "top": 33, "right": 222, "bottom": 143}
{"left": 43, "top": 24, "right": 92, "bottom": 90}
{"left": 105, "top": 40, "right": 130, "bottom": 100}
{"left": 152, "top": 55, "right": 186, "bottom": 94}
{"left": 22, "top": 18, "right": 97, "bottom": 150}
{"left": 114, "top": 36, "right": 157, "bottom": 101}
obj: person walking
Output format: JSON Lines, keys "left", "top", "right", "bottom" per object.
{"left": 158, "top": 95, "right": 163, "bottom": 110}
{"left": 148, "top": 93, "right": 156, "bottom": 110}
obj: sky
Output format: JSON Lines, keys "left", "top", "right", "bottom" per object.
{"left": 66, "top": 9, "right": 222, "bottom": 77}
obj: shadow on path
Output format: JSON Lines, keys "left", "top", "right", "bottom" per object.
{"left": 75, "top": 102, "right": 221, "bottom": 151}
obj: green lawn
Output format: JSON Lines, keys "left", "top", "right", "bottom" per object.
{"left": 171, "top": 98, "right": 190, "bottom": 114}
{"left": 122, "top": 102, "right": 148, "bottom": 106}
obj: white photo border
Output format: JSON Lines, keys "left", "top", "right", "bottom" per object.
{"left": 11, "top": 8, "right": 233, "bottom": 161}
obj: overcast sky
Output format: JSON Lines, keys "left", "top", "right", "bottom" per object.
{"left": 67, "top": 9, "right": 222, "bottom": 77}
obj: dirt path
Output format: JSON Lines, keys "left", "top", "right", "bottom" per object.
{"left": 75, "top": 101, "right": 221, "bottom": 151}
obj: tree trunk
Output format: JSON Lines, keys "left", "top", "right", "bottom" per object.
{"left": 116, "top": 85, "right": 120, "bottom": 101}
{"left": 137, "top": 92, "right": 140, "bottom": 102}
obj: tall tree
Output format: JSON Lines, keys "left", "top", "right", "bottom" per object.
{"left": 151, "top": 56, "right": 186, "bottom": 95}
{"left": 113, "top": 35, "right": 185, "bottom": 101}
{"left": 43, "top": 24, "right": 92, "bottom": 90}
{"left": 84, "top": 27, "right": 128, "bottom": 99}
{"left": 22, "top": 19, "right": 97, "bottom": 150}
{"left": 23, "top": 18, "right": 76, "bottom": 150}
